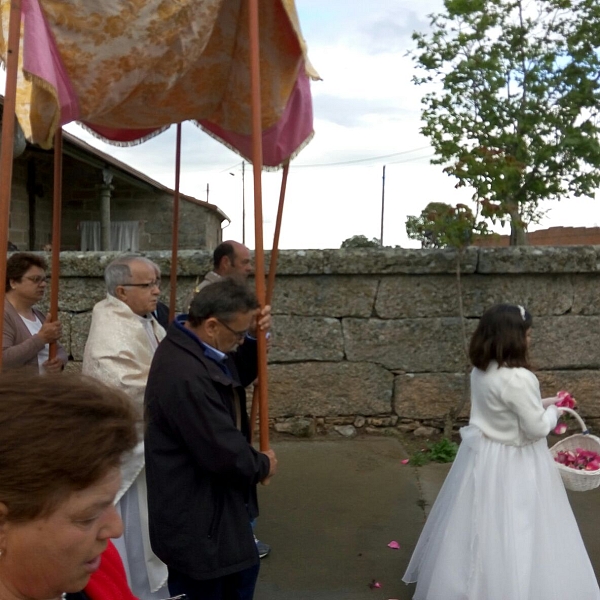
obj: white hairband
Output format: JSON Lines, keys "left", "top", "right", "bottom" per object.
{"left": 517, "top": 305, "right": 526, "bottom": 321}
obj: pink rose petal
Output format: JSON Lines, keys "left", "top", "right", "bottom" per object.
{"left": 554, "top": 422, "right": 568, "bottom": 435}
{"left": 556, "top": 390, "right": 576, "bottom": 409}
{"left": 555, "top": 448, "right": 600, "bottom": 470}
{"left": 369, "top": 580, "right": 382, "bottom": 589}
{"left": 387, "top": 541, "right": 400, "bottom": 549}
{"left": 401, "top": 459, "right": 409, "bottom": 465}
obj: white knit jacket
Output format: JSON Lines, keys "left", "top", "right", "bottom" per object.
{"left": 469, "top": 362, "right": 560, "bottom": 446}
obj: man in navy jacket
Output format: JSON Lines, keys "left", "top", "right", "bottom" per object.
{"left": 144, "top": 279, "right": 276, "bottom": 600}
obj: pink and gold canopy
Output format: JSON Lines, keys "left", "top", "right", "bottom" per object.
{"left": 0, "top": 0, "right": 318, "bottom": 166}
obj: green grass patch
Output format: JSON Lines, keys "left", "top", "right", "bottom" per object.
{"left": 409, "top": 437, "right": 459, "bottom": 466}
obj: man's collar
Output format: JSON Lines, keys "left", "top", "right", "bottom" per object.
{"left": 104, "top": 293, "right": 151, "bottom": 319}
{"left": 174, "top": 315, "right": 227, "bottom": 363}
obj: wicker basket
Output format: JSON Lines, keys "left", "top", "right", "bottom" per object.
{"left": 550, "top": 407, "right": 600, "bottom": 492}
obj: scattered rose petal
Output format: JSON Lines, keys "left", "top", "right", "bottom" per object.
{"left": 401, "top": 459, "right": 409, "bottom": 465}
{"left": 387, "top": 541, "right": 400, "bottom": 549}
{"left": 369, "top": 580, "right": 382, "bottom": 589}
{"left": 554, "top": 423, "right": 568, "bottom": 435}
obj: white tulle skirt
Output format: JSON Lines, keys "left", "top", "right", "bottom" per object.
{"left": 403, "top": 426, "right": 600, "bottom": 600}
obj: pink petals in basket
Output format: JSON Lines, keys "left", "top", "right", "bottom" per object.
{"left": 554, "top": 448, "right": 600, "bottom": 471}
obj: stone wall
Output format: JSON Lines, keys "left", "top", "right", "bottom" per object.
{"left": 40, "top": 246, "right": 600, "bottom": 436}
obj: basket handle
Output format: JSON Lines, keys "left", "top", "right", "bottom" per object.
{"left": 558, "top": 406, "right": 589, "bottom": 434}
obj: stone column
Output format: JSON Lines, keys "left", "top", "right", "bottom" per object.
{"left": 99, "top": 168, "right": 113, "bottom": 251}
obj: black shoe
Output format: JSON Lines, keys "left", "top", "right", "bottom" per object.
{"left": 254, "top": 535, "right": 271, "bottom": 559}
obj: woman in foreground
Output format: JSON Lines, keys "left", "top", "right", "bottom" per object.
{"left": 0, "top": 370, "right": 138, "bottom": 600}
{"left": 402, "top": 304, "right": 600, "bottom": 599}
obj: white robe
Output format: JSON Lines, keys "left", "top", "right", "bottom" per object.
{"left": 83, "top": 294, "right": 168, "bottom": 600}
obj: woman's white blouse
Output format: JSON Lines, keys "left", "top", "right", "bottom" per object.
{"left": 469, "top": 362, "right": 560, "bottom": 446}
{"left": 18, "top": 313, "right": 48, "bottom": 372}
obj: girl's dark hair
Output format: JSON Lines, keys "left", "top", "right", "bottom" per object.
{"left": 469, "top": 304, "right": 532, "bottom": 370}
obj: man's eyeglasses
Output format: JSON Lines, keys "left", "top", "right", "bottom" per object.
{"left": 122, "top": 280, "right": 161, "bottom": 289}
{"left": 23, "top": 275, "right": 47, "bottom": 284}
{"left": 217, "top": 319, "right": 248, "bottom": 340}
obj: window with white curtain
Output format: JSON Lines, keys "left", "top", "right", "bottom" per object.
{"left": 80, "top": 221, "right": 140, "bottom": 251}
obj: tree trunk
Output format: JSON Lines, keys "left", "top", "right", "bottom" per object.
{"left": 444, "top": 253, "right": 471, "bottom": 438}
{"left": 509, "top": 208, "right": 527, "bottom": 246}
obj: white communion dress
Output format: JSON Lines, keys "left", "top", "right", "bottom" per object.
{"left": 402, "top": 362, "right": 600, "bottom": 600}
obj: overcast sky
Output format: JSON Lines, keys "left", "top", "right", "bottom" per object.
{"left": 62, "top": 0, "right": 600, "bottom": 250}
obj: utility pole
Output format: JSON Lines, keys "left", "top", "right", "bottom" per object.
{"left": 380, "top": 165, "right": 386, "bottom": 246}
{"left": 206, "top": 182, "right": 210, "bottom": 203}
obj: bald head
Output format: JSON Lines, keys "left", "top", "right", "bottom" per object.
{"left": 213, "top": 241, "right": 252, "bottom": 279}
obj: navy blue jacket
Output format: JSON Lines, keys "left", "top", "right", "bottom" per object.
{"left": 144, "top": 318, "right": 270, "bottom": 581}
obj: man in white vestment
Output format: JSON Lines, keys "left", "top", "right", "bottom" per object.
{"left": 83, "top": 255, "right": 168, "bottom": 600}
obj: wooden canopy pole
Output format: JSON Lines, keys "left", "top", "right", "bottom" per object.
{"left": 266, "top": 161, "right": 289, "bottom": 302}
{"left": 0, "top": 0, "right": 23, "bottom": 370}
{"left": 248, "top": 0, "right": 270, "bottom": 451}
{"left": 249, "top": 161, "right": 290, "bottom": 443}
{"left": 48, "top": 128, "right": 63, "bottom": 360}
{"left": 168, "top": 123, "right": 182, "bottom": 323}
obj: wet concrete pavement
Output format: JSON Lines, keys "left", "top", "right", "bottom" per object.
{"left": 254, "top": 437, "right": 600, "bottom": 600}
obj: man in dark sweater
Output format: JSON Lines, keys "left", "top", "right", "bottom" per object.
{"left": 144, "top": 279, "right": 276, "bottom": 600}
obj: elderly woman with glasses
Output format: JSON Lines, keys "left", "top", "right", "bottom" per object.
{"left": 3, "top": 252, "right": 67, "bottom": 372}
{"left": 0, "top": 369, "right": 139, "bottom": 600}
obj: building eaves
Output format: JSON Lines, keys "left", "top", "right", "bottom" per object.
{"left": 61, "top": 130, "right": 230, "bottom": 223}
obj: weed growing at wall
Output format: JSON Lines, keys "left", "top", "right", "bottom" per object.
{"left": 409, "top": 438, "right": 459, "bottom": 466}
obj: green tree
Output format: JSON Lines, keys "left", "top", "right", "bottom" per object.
{"left": 406, "top": 202, "right": 489, "bottom": 436}
{"left": 340, "top": 235, "right": 381, "bottom": 248}
{"left": 412, "top": 0, "right": 600, "bottom": 245}
{"left": 406, "top": 202, "right": 488, "bottom": 248}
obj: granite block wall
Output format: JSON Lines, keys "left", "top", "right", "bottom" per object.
{"left": 40, "top": 246, "right": 600, "bottom": 435}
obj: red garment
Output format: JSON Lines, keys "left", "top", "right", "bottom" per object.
{"left": 85, "top": 541, "right": 138, "bottom": 600}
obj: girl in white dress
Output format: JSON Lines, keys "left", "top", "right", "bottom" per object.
{"left": 402, "top": 303, "right": 600, "bottom": 600}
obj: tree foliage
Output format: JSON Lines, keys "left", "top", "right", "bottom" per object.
{"left": 406, "top": 202, "right": 488, "bottom": 249}
{"left": 406, "top": 201, "right": 488, "bottom": 437}
{"left": 340, "top": 235, "right": 381, "bottom": 248}
{"left": 412, "top": 0, "right": 600, "bottom": 245}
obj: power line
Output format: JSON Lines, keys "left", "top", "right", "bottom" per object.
{"left": 201, "top": 146, "right": 434, "bottom": 175}
{"left": 219, "top": 160, "right": 244, "bottom": 173}
{"left": 388, "top": 153, "right": 435, "bottom": 165}
{"left": 291, "top": 145, "right": 432, "bottom": 168}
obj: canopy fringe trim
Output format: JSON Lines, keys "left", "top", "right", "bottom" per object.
{"left": 194, "top": 121, "right": 314, "bottom": 172}
{"left": 77, "top": 122, "right": 170, "bottom": 147}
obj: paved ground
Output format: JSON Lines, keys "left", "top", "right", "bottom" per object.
{"left": 253, "top": 437, "right": 600, "bottom": 600}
